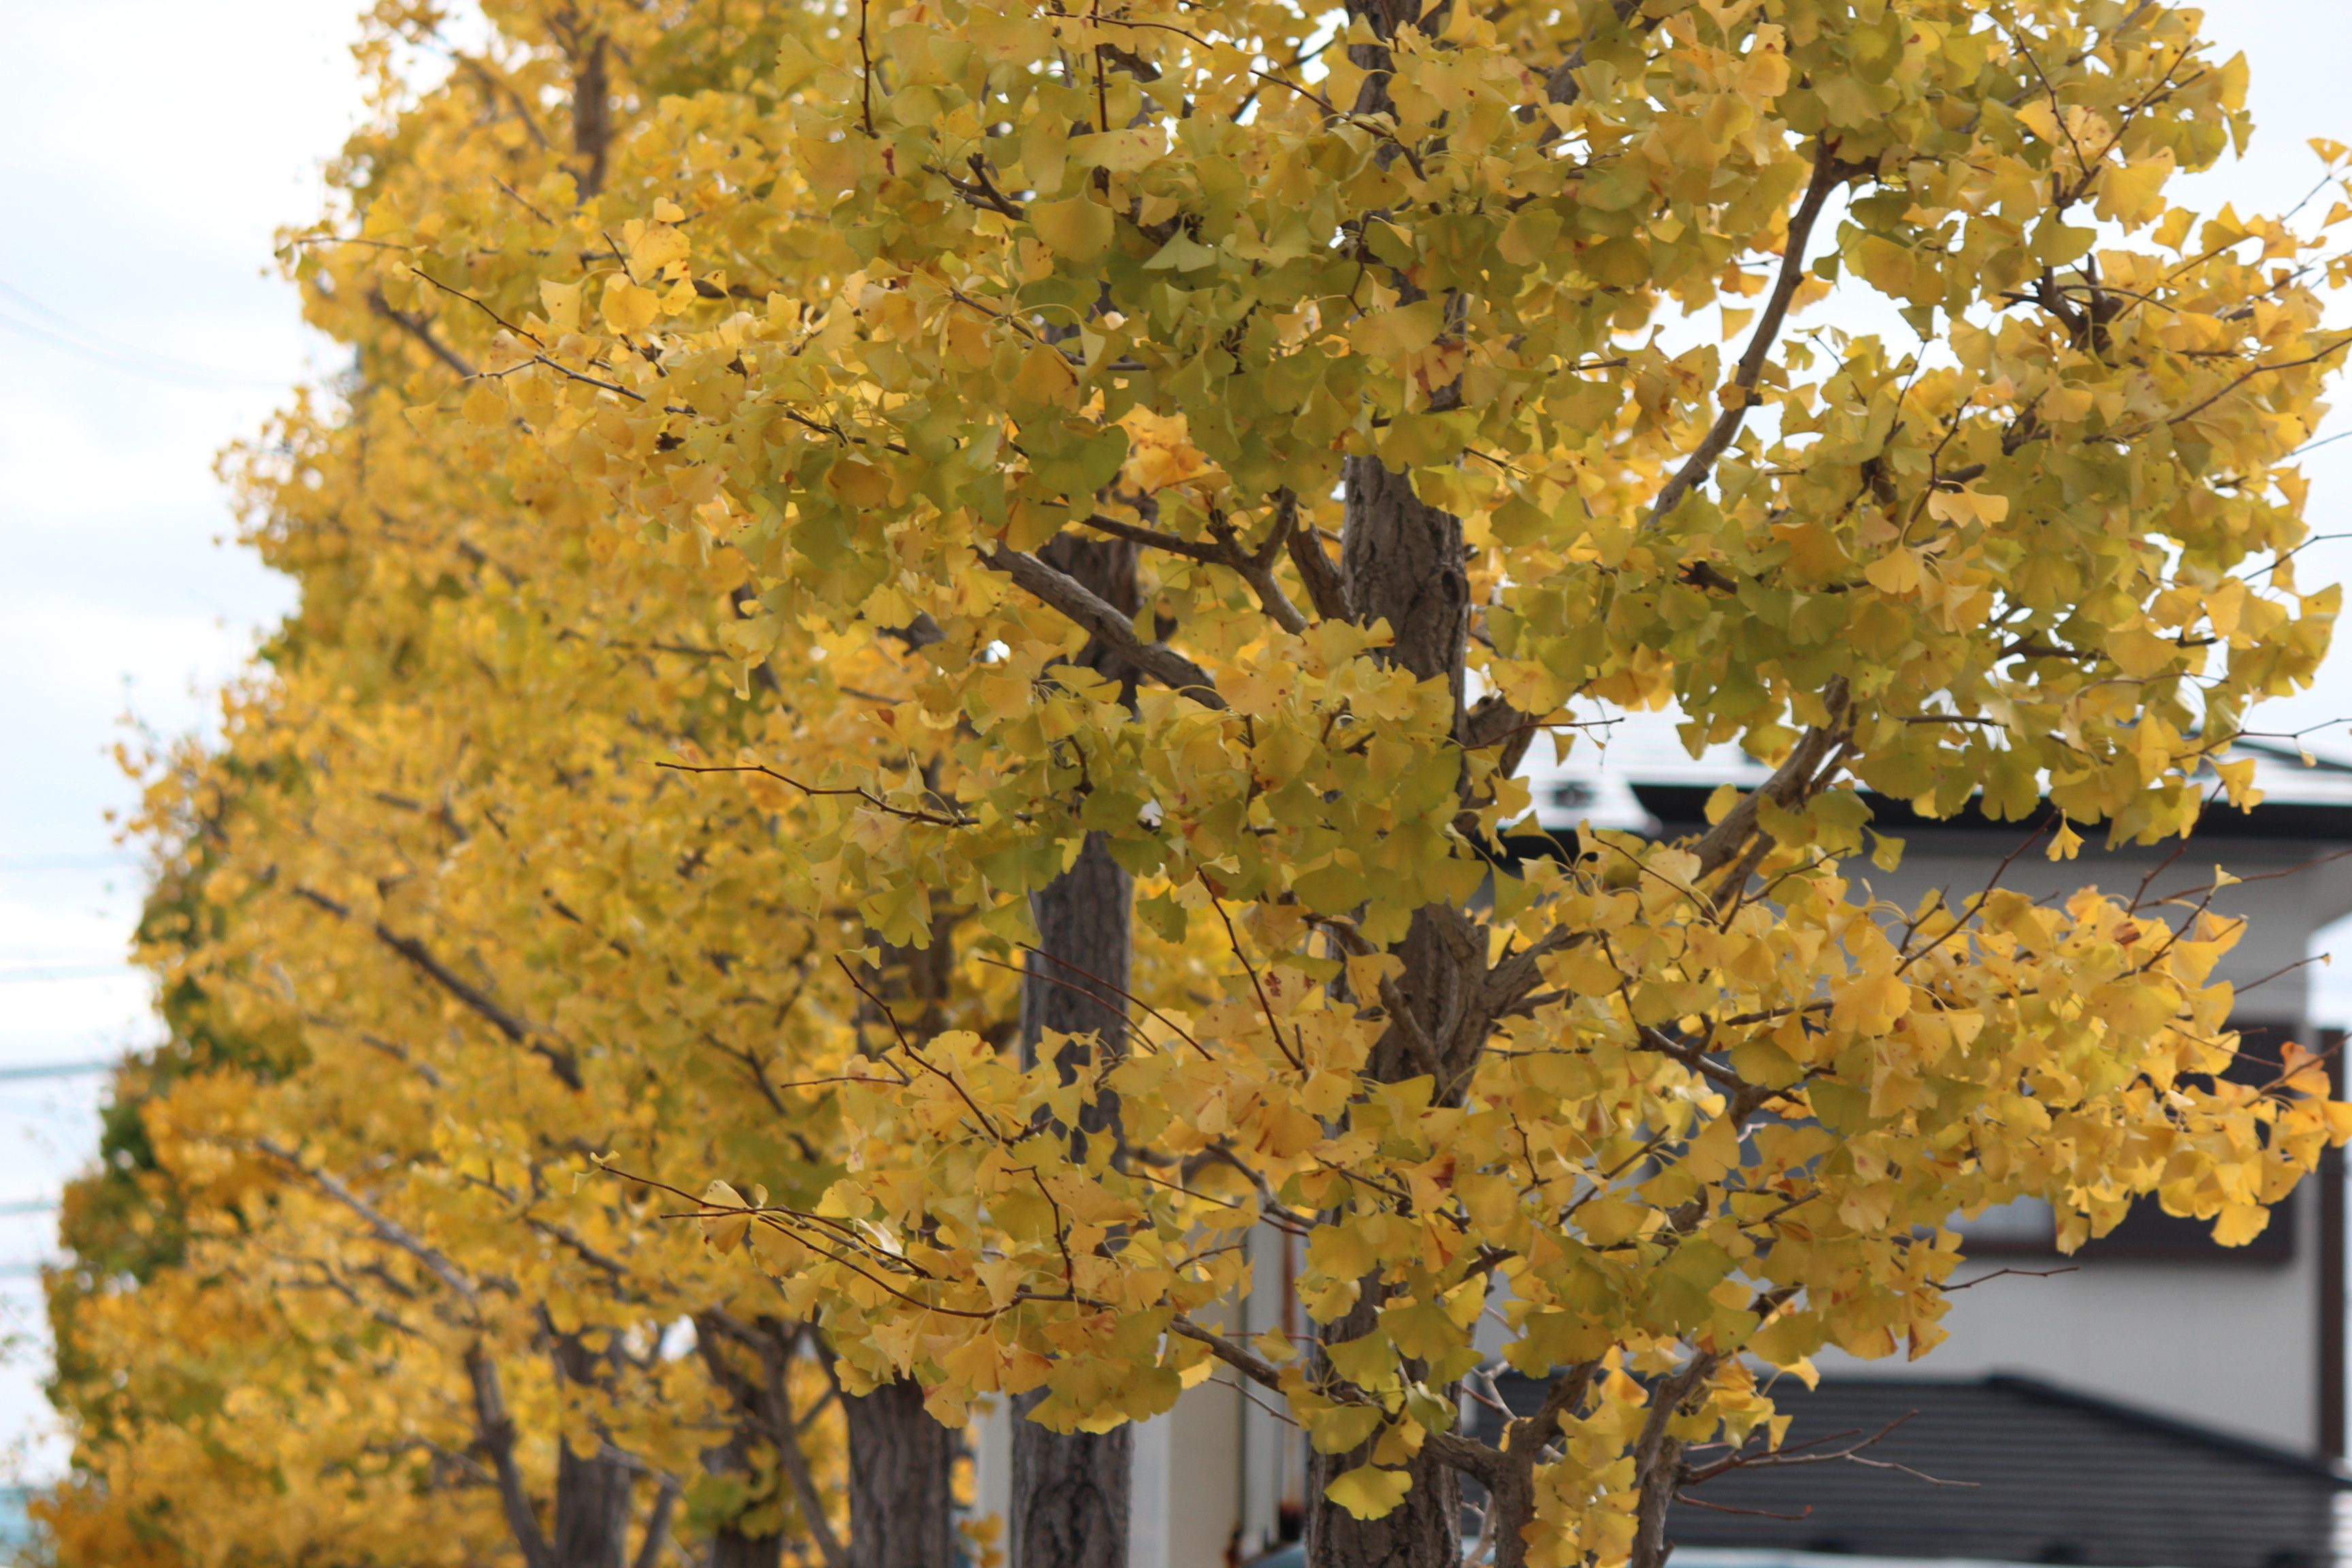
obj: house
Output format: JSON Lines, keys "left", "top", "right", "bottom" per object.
{"left": 973, "top": 719, "right": 2352, "bottom": 1567}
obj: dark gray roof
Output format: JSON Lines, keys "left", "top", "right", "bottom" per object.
{"left": 1480, "top": 1374, "right": 2348, "bottom": 1568}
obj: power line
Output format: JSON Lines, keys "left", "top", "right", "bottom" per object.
{"left": 0, "top": 275, "right": 291, "bottom": 391}
{"left": 0, "top": 855, "right": 136, "bottom": 872}
{"left": 0, "top": 1062, "right": 116, "bottom": 1083}
{"left": 0, "top": 965, "right": 137, "bottom": 985}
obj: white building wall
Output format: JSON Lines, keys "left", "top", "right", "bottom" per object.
{"left": 1819, "top": 1191, "right": 2323, "bottom": 1448}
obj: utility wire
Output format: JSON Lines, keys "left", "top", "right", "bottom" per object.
{"left": 0, "top": 966, "right": 137, "bottom": 985}
{"left": 0, "top": 1061, "right": 116, "bottom": 1083}
{"left": 0, "top": 274, "right": 291, "bottom": 390}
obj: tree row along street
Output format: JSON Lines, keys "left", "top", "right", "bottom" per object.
{"left": 32, "top": 3, "right": 2352, "bottom": 1567}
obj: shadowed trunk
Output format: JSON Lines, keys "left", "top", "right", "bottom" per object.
{"left": 1010, "top": 1383, "right": 1132, "bottom": 1568}
{"left": 712, "top": 1529, "right": 784, "bottom": 1568}
{"left": 549, "top": 1326, "right": 639, "bottom": 1568}
{"left": 553, "top": 1439, "right": 636, "bottom": 1568}
{"left": 844, "top": 904, "right": 964, "bottom": 1568}
{"left": 1012, "top": 533, "right": 1139, "bottom": 1568}
{"left": 845, "top": 1379, "right": 958, "bottom": 1568}
{"left": 1303, "top": 458, "right": 1472, "bottom": 1568}
{"left": 568, "top": 31, "right": 611, "bottom": 198}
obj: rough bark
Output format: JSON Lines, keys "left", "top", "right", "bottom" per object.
{"left": 1339, "top": 455, "right": 1469, "bottom": 722}
{"left": 1302, "top": 457, "right": 1473, "bottom": 1568}
{"left": 1010, "top": 1387, "right": 1134, "bottom": 1568}
{"left": 1020, "top": 832, "right": 1135, "bottom": 1096}
{"left": 1011, "top": 826, "right": 1139, "bottom": 1568}
{"left": 547, "top": 1324, "right": 639, "bottom": 1568}
{"left": 1011, "top": 532, "right": 1139, "bottom": 1568}
{"left": 845, "top": 1379, "right": 958, "bottom": 1568}
{"left": 553, "top": 1439, "right": 637, "bottom": 1568}
{"left": 711, "top": 1529, "right": 785, "bottom": 1568}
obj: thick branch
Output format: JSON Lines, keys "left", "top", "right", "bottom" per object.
{"left": 368, "top": 288, "right": 479, "bottom": 379}
{"left": 1080, "top": 512, "right": 1310, "bottom": 634}
{"left": 1648, "top": 150, "right": 1849, "bottom": 529}
{"left": 1542, "top": 0, "right": 1645, "bottom": 104}
{"left": 632, "top": 1475, "right": 680, "bottom": 1568}
{"left": 1283, "top": 503, "right": 1352, "bottom": 621}
{"left": 569, "top": 33, "right": 612, "bottom": 199}
{"left": 1687, "top": 676, "right": 1853, "bottom": 881}
{"left": 256, "top": 1138, "right": 480, "bottom": 1308}
{"left": 1629, "top": 1354, "right": 1720, "bottom": 1568}
{"left": 771, "top": 1381, "right": 849, "bottom": 1568}
{"left": 698, "top": 1311, "right": 848, "bottom": 1568}
{"left": 984, "top": 546, "right": 1226, "bottom": 707}
{"left": 1171, "top": 1316, "right": 1284, "bottom": 1389}
{"left": 466, "top": 1345, "right": 555, "bottom": 1568}
{"left": 294, "top": 886, "right": 583, "bottom": 1088}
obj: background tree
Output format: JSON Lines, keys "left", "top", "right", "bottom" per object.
{"left": 39, "top": 10, "right": 941, "bottom": 1562}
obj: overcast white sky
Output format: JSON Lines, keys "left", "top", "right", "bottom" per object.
{"left": 4, "top": 0, "right": 2352, "bottom": 1478}
{"left": 0, "top": 0, "right": 383, "bottom": 1477}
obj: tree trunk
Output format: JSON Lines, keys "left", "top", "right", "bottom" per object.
{"left": 1010, "top": 1387, "right": 1133, "bottom": 1568}
{"left": 1300, "top": 459, "right": 1473, "bottom": 1568}
{"left": 1011, "top": 830, "right": 1137, "bottom": 1567}
{"left": 1338, "top": 455, "right": 1468, "bottom": 721}
{"left": 712, "top": 1528, "right": 785, "bottom": 1568}
{"left": 553, "top": 1440, "right": 637, "bottom": 1568}
{"left": 1013, "top": 532, "right": 1140, "bottom": 1568}
{"left": 1020, "top": 830, "right": 1135, "bottom": 1113}
{"left": 845, "top": 1379, "right": 958, "bottom": 1568}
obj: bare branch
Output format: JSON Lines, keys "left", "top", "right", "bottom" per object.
{"left": 985, "top": 545, "right": 1227, "bottom": 707}
{"left": 293, "top": 886, "right": 583, "bottom": 1088}
{"left": 368, "top": 288, "right": 479, "bottom": 379}
{"left": 1648, "top": 150, "right": 1852, "bottom": 529}
{"left": 1687, "top": 676, "right": 1854, "bottom": 881}
{"left": 256, "top": 1139, "right": 480, "bottom": 1308}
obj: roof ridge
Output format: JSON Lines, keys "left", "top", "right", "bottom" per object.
{"left": 1979, "top": 1373, "right": 2352, "bottom": 1486}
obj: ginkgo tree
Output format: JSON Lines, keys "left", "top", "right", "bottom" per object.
{"left": 40, "top": 8, "right": 1015, "bottom": 1565}
{"left": 355, "top": 0, "right": 2352, "bottom": 1563}
{"left": 60, "top": 0, "right": 2352, "bottom": 1567}
{"left": 39, "top": 374, "right": 879, "bottom": 1567}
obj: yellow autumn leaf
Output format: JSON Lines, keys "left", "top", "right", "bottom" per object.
{"left": 461, "top": 382, "right": 508, "bottom": 429}
{"left": 2106, "top": 625, "right": 2175, "bottom": 679}
{"left": 1306, "top": 1403, "right": 1385, "bottom": 1454}
{"left": 539, "top": 278, "right": 583, "bottom": 332}
{"left": 2096, "top": 150, "right": 2174, "bottom": 226}
{"left": 2210, "top": 1203, "right": 2270, "bottom": 1247}
{"left": 1349, "top": 300, "right": 1446, "bottom": 361}
{"left": 1926, "top": 488, "right": 2010, "bottom": 525}
{"left": 1324, "top": 1464, "right": 1414, "bottom": 1520}
{"left": 1029, "top": 197, "right": 1114, "bottom": 261}
{"left": 1864, "top": 548, "right": 1923, "bottom": 595}
{"left": 701, "top": 1179, "right": 751, "bottom": 1253}
{"left": 602, "top": 278, "right": 659, "bottom": 334}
